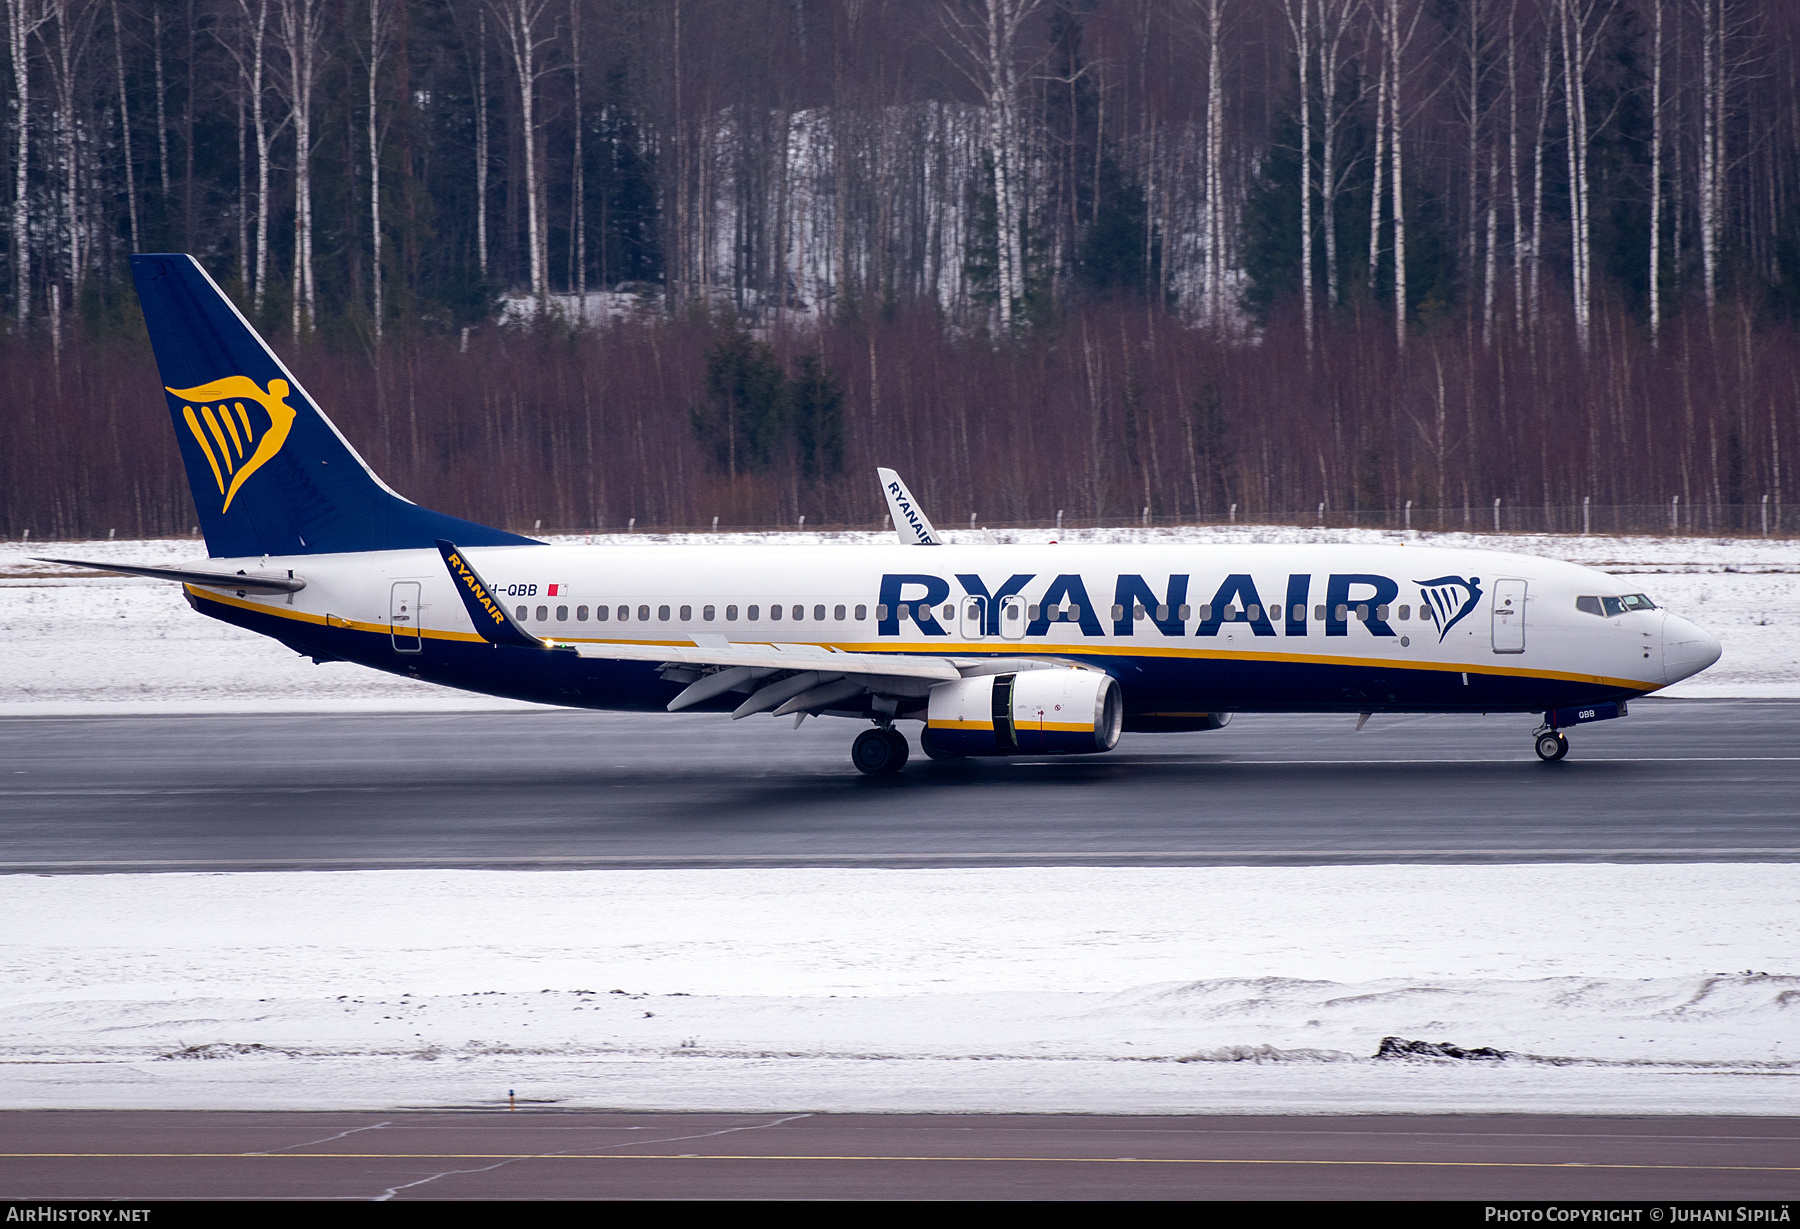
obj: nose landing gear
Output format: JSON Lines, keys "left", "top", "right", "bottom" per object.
{"left": 852, "top": 725, "right": 911, "bottom": 775}
{"left": 1533, "top": 729, "right": 1570, "bottom": 761}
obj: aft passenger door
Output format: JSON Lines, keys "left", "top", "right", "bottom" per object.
{"left": 391, "top": 581, "right": 422, "bottom": 653}
{"left": 1491, "top": 578, "right": 1526, "bottom": 653}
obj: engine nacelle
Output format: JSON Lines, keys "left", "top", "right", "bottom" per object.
{"left": 925, "top": 669, "right": 1122, "bottom": 757}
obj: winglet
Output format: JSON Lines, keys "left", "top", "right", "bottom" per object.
{"left": 435, "top": 540, "right": 544, "bottom": 648}
{"left": 877, "top": 468, "right": 941, "bottom": 545}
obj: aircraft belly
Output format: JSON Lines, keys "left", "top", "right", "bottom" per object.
{"left": 188, "top": 590, "right": 676, "bottom": 711}
{"left": 1097, "top": 649, "right": 1647, "bottom": 714}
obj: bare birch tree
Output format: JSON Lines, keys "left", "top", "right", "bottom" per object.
{"left": 569, "top": 0, "right": 584, "bottom": 319}
{"left": 7, "top": 0, "right": 52, "bottom": 320}
{"left": 1284, "top": 0, "right": 1312, "bottom": 352}
{"left": 109, "top": 0, "right": 136, "bottom": 252}
{"left": 221, "top": 0, "right": 278, "bottom": 312}
{"left": 1507, "top": 2, "right": 1524, "bottom": 339}
{"left": 1528, "top": 19, "right": 1552, "bottom": 335}
{"left": 44, "top": 0, "right": 97, "bottom": 301}
{"left": 363, "top": 0, "right": 391, "bottom": 342}
{"left": 1558, "top": 0, "right": 1608, "bottom": 352}
{"left": 1163, "top": 0, "right": 1235, "bottom": 327}
{"left": 1375, "top": 0, "right": 1421, "bottom": 351}
{"left": 1649, "top": 0, "right": 1664, "bottom": 343}
{"left": 1457, "top": 0, "right": 1493, "bottom": 343}
{"left": 471, "top": 7, "right": 489, "bottom": 278}
{"left": 1202, "top": 0, "right": 1228, "bottom": 328}
{"left": 943, "top": 0, "right": 1042, "bottom": 331}
{"left": 274, "top": 0, "right": 325, "bottom": 339}
{"left": 1695, "top": 0, "right": 1745, "bottom": 318}
{"left": 491, "top": 0, "right": 553, "bottom": 304}
{"left": 1368, "top": 18, "right": 1386, "bottom": 297}
{"left": 151, "top": 5, "right": 166, "bottom": 199}
{"left": 1315, "top": 0, "right": 1354, "bottom": 312}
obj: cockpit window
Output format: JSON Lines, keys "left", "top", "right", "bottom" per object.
{"left": 1582, "top": 594, "right": 1657, "bottom": 617}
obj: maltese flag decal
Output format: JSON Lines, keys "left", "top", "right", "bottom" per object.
{"left": 547, "top": 583, "right": 569, "bottom": 596}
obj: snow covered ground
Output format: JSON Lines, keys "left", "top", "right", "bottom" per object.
{"left": 3, "top": 531, "right": 1794, "bottom": 1115}
{"left": 1, "top": 865, "right": 1794, "bottom": 1114}
{"left": 3, "top": 526, "right": 1797, "bottom": 712}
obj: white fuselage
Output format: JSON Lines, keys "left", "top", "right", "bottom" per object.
{"left": 183, "top": 541, "right": 1721, "bottom": 715}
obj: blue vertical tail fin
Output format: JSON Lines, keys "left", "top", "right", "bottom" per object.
{"left": 131, "top": 254, "right": 537, "bottom": 558}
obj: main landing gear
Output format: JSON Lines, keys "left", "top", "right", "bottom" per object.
{"left": 852, "top": 726, "right": 910, "bottom": 775}
{"left": 1533, "top": 729, "right": 1570, "bottom": 762}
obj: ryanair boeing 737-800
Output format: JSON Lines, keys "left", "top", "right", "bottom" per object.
{"left": 40, "top": 255, "right": 1722, "bottom": 774}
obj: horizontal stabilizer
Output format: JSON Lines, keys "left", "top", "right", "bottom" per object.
{"left": 435, "top": 540, "right": 545, "bottom": 649}
{"left": 34, "top": 557, "right": 305, "bottom": 594}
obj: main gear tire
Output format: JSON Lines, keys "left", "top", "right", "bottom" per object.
{"left": 853, "top": 727, "right": 910, "bottom": 774}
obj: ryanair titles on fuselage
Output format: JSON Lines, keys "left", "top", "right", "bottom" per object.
{"left": 875, "top": 571, "right": 1477, "bottom": 640}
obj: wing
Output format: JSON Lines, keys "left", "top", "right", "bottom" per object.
{"left": 568, "top": 640, "right": 958, "bottom": 717}
{"left": 437, "top": 540, "right": 1072, "bottom": 720}
{"left": 568, "top": 642, "right": 1076, "bottom": 718}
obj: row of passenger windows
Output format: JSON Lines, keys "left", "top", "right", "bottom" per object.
{"left": 1575, "top": 593, "right": 1658, "bottom": 616}
{"left": 518, "top": 603, "right": 871, "bottom": 624}
{"left": 515, "top": 600, "right": 1437, "bottom": 625}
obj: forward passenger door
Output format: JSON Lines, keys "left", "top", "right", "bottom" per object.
{"left": 1492, "top": 579, "right": 1526, "bottom": 653}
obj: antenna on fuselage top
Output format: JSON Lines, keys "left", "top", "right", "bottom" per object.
{"left": 877, "top": 467, "right": 941, "bottom": 546}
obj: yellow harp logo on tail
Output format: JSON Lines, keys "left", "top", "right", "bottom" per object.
{"left": 168, "top": 377, "right": 299, "bottom": 512}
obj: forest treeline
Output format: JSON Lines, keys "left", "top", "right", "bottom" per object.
{"left": 5, "top": 1, "right": 1800, "bottom": 539}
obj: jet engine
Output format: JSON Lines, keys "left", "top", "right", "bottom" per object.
{"left": 923, "top": 668, "right": 1122, "bottom": 757}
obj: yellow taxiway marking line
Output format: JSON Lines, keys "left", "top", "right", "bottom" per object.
{"left": 7, "top": 1152, "right": 1800, "bottom": 1172}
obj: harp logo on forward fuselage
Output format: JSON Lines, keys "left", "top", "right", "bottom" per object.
{"left": 1415, "top": 574, "right": 1484, "bottom": 642}
{"left": 169, "top": 376, "right": 299, "bottom": 513}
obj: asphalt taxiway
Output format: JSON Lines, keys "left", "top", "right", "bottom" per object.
{"left": 3, "top": 1111, "right": 1797, "bottom": 1201}
{"left": 2, "top": 698, "right": 1796, "bottom": 871}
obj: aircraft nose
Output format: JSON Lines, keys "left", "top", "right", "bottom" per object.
{"left": 1661, "top": 613, "right": 1722, "bottom": 685}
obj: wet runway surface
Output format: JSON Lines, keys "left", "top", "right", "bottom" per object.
{"left": 2, "top": 698, "right": 1796, "bottom": 870}
{"left": 3, "top": 1110, "right": 1796, "bottom": 1201}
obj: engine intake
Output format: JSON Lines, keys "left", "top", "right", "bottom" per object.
{"left": 925, "top": 669, "right": 1122, "bottom": 756}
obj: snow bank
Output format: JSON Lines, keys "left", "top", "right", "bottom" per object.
{"left": 3, "top": 864, "right": 1794, "bottom": 1114}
